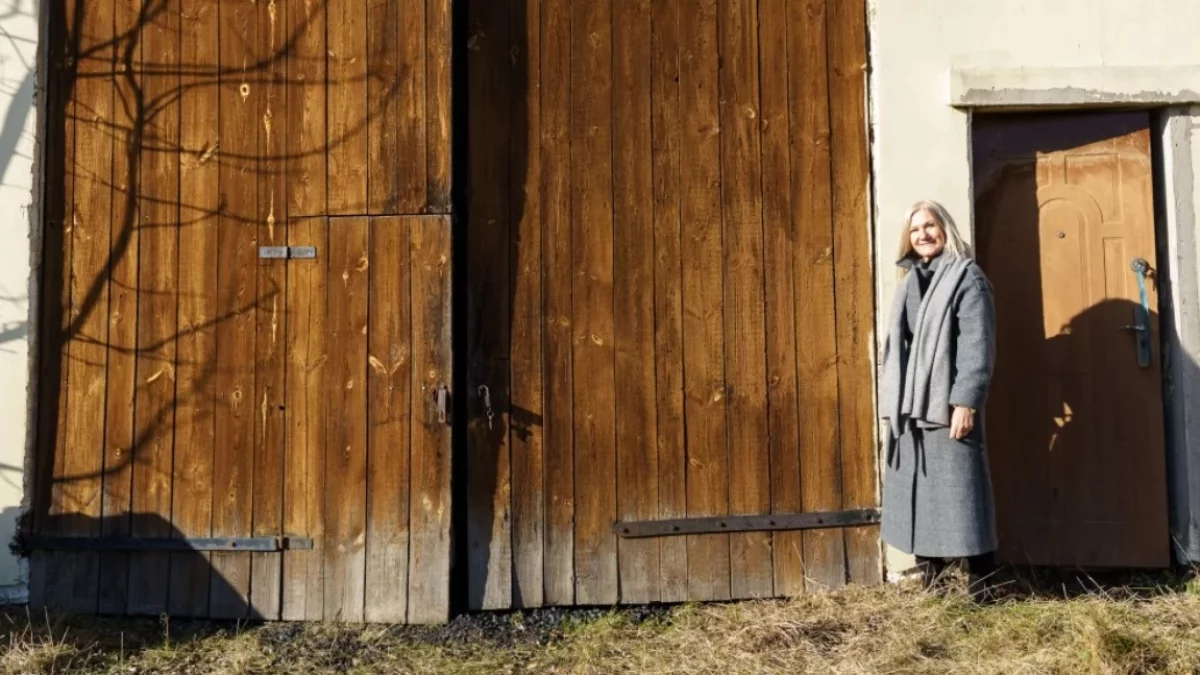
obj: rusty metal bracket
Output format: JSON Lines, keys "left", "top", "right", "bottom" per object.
{"left": 24, "top": 536, "right": 314, "bottom": 552}
{"left": 613, "top": 508, "right": 881, "bottom": 538}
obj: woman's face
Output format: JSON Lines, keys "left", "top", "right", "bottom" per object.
{"left": 909, "top": 209, "right": 945, "bottom": 261}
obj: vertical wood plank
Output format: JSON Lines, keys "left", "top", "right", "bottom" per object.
{"left": 758, "top": 0, "right": 805, "bottom": 597}
{"left": 408, "top": 214, "right": 452, "bottom": 624}
{"left": 369, "top": 0, "right": 428, "bottom": 213}
{"left": 789, "top": 0, "right": 846, "bottom": 591}
{"left": 827, "top": 0, "right": 880, "bottom": 585}
{"left": 99, "top": 0, "right": 142, "bottom": 615}
{"left": 465, "top": 0, "right": 512, "bottom": 611}
{"left": 327, "top": 0, "right": 369, "bottom": 214}
{"left": 426, "top": 0, "right": 452, "bottom": 212}
{"left": 365, "top": 216, "right": 412, "bottom": 623}
{"left": 30, "top": 0, "right": 75, "bottom": 613}
{"left": 649, "top": 0, "right": 688, "bottom": 604}
{"left": 679, "top": 0, "right": 730, "bottom": 602}
{"left": 282, "top": 217, "right": 327, "bottom": 621}
{"left": 570, "top": 0, "right": 617, "bottom": 606}
{"left": 250, "top": 0, "right": 290, "bottom": 619}
{"left": 510, "top": 0, "right": 544, "bottom": 609}
{"left": 323, "top": 216, "right": 370, "bottom": 622}
{"left": 52, "top": 0, "right": 111, "bottom": 613}
{"left": 169, "top": 0, "right": 219, "bottom": 618}
{"left": 287, "top": 0, "right": 327, "bottom": 217}
{"left": 718, "top": 0, "right": 772, "bottom": 600}
{"left": 540, "top": 0, "right": 575, "bottom": 607}
{"left": 613, "top": 0, "right": 659, "bottom": 604}
{"left": 211, "top": 0, "right": 260, "bottom": 619}
{"left": 367, "top": 0, "right": 400, "bottom": 214}
{"left": 127, "top": 0, "right": 180, "bottom": 616}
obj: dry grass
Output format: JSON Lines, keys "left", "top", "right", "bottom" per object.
{"left": 4, "top": 572, "right": 1200, "bottom": 674}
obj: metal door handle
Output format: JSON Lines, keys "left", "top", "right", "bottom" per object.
{"left": 1119, "top": 258, "right": 1152, "bottom": 368}
{"left": 436, "top": 384, "right": 450, "bottom": 425}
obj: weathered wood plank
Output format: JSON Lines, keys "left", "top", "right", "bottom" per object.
{"left": 465, "top": 0, "right": 512, "bottom": 611}
{"left": 407, "top": 214, "right": 452, "bottom": 624}
{"left": 827, "top": 0, "right": 881, "bottom": 586}
{"left": 98, "top": 0, "right": 142, "bottom": 616}
{"left": 758, "top": 0, "right": 805, "bottom": 597}
{"left": 570, "top": 0, "right": 617, "bottom": 606}
{"left": 323, "top": 216, "right": 369, "bottom": 622}
{"left": 210, "top": 0, "right": 260, "bottom": 619}
{"left": 30, "top": 0, "right": 75, "bottom": 613}
{"left": 282, "top": 217, "right": 327, "bottom": 621}
{"left": 56, "top": 0, "right": 117, "bottom": 614}
{"left": 250, "top": 0, "right": 289, "bottom": 619}
{"left": 368, "top": 0, "right": 428, "bottom": 213}
{"left": 679, "top": 0, "right": 730, "bottom": 602}
{"left": 286, "top": 0, "right": 327, "bottom": 217}
{"left": 650, "top": 0, "right": 688, "bottom": 604}
{"left": 613, "top": 0, "right": 659, "bottom": 605}
{"left": 540, "top": 0, "right": 574, "bottom": 607}
{"left": 365, "top": 216, "right": 412, "bottom": 623}
{"left": 790, "top": 0, "right": 846, "bottom": 591}
{"left": 510, "top": 0, "right": 545, "bottom": 610}
{"left": 327, "top": 0, "right": 369, "bottom": 214}
{"left": 718, "top": 0, "right": 772, "bottom": 600}
{"left": 426, "top": 0, "right": 452, "bottom": 212}
{"left": 169, "top": 0, "right": 219, "bottom": 618}
{"left": 127, "top": 0, "right": 180, "bottom": 616}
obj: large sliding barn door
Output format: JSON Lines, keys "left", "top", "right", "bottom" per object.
{"left": 466, "top": 0, "right": 879, "bottom": 609}
{"left": 32, "top": 0, "right": 453, "bottom": 623}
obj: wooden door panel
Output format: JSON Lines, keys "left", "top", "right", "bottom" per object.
{"left": 974, "top": 111, "right": 1170, "bottom": 568}
{"left": 465, "top": 0, "right": 879, "bottom": 607}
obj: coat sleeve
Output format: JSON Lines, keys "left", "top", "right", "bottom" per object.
{"left": 949, "top": 270, "right": 996, "bottom": 411}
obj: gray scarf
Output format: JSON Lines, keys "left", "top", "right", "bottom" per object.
{"left": 879, "top": 254, "right": 974, "bottom": 439}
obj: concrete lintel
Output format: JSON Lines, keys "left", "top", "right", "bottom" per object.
{"left": 951, "top": 66, "right": 1200, "bottom": 108}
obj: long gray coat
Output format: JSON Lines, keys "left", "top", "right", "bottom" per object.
{"left": 880, "top": 254, "right": 998, "bottom": 557}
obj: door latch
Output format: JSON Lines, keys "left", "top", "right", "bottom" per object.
{"left": 436, "top": 384, "right": 450, "bottom": 425}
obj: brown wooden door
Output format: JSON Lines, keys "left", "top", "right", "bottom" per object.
{"left": 464, "top": 0, "right": 879, "bottom": 609}
{"left": 32, "top": 0, "right": 454, "bottom": 623}
{"left": 974, "top": 111, "right": 1170, "bottom": 568}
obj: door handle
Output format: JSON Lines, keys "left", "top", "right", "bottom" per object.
{"left": 1117, "top": 258, "right": 1152, "bottom": 368}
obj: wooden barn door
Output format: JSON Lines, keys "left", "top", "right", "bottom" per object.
{"left": 465, "top": 0, "right": 879, "bottom": 609}
{"left": 32, "top": 0, "right": 454, "bottom": 623}
{"left": 974, "top": 111, "right": 1170, "bottom": 568}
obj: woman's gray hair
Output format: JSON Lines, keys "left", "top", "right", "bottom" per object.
{"left": 897, "top": 200, "right": 972, "bottom": 277}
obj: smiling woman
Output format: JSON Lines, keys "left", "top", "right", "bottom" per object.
{"left": 879, "top": 200, "right": 999, "bottom": 601}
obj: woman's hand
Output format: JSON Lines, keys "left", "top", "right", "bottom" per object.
{"left": 950, "top": 406, "right": 975, "bottom": 440}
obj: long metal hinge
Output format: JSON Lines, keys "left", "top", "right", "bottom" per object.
{"left": 259, "top": 246, "right": 317, "bottom": 260}
{"left": 24, "top": 536, "right": 314, "bottom": 552}
{"left": 613, "top": 508, "right": 881, "bottom": 538}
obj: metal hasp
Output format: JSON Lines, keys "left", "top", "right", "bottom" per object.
{"left": 258, "top": 246, "right": 318, "bottom": 260}
{"left": 613, "top": 508, "right": 882, "bottom": 538}
{"left": 24, "top": 536, "right": 314, "bottom": 552}
{"left": 1121, "top": 257, "right": 1153, "bottom": 369}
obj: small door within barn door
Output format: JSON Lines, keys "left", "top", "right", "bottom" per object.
{"left": 283, "top": 216, "right": 452, "bottom": 623}
{"left": 974, "top": 111, "right": 1170, "bottom": 568}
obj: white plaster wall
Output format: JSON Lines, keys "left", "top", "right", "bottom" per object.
{"left": 0, "top": 0, "right": 39, "bottom": 601}
{"left": 868, "top": 0, "right": 1200, "bottom": 577}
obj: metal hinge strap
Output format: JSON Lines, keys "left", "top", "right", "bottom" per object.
{"left": 23, "top": 536, "right": 314, "bottom": 552}
{"left": 613, "top": 508, "right": 881, "bottom": 538}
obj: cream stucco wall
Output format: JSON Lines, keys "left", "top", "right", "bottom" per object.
{"left": 0, "top": 0, "right": 40, "bottom": 601}
{"left": 869, "top": 0, "right": 1200, "bottom": 578}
